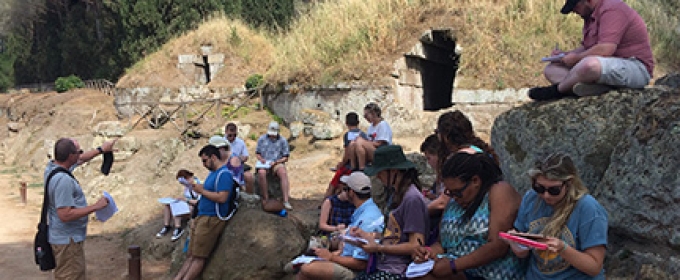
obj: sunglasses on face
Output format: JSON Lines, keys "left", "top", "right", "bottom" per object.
{"left": 226, "top": 134, "right": 236, "bottom": 138}
{"left": 444, "top": 181, "right": 470, "bottom": 198}
{"left": 72, "top": 149, "right": 83, "bottom": 155}
{"left": 532, "top": 181, "right": 565, "bottom": 196}
{"left": 342, "top": 186, "right": 351, "bottom": 192}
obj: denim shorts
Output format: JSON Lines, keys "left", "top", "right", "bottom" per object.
{"left": 597, "top": 57, "right": 651, "bottom": 88}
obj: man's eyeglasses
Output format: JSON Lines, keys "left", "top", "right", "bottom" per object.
{"left": 444, "top": 181, "right": 470, "bottom": 198}
{"left": 226, "top": 134, "right": 236, "bottom": 138}
{"left": 73, "top": 149, "right": 83, "bottom": 155}
{"left": 532, "top": 180, "right": 565, "bottom": 196}
{"left": 342, "top": 186, "right": 351, "bottom": 192}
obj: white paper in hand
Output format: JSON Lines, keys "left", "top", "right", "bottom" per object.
{"left": 405, "top": 259, "right": 435, "bottom": 278}
{"left": 290, "top": 255, "right": 324, "bottom": 265}
{"left": 96, "top": 191, "right": 118, "bottom": 222}
{"left": 255, "top": 160, "right": 272, "bottom": 169}
{"left": 541, "top": 53, "right": 566, "bottom": 62}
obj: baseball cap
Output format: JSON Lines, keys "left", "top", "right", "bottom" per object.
{"left": 340, "top": 172, "right": 372, "bottom": 194}
{"left": 209, "top": 135, "right": 230, "bottom": 149}
{"left": 560, "top": 0, "right": 579, "bottom": 14}
{"left": 267, "top": 121, "right": 280, "bottom": 136}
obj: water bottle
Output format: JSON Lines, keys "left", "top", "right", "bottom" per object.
{"left": 36, "top": 247, "right": 45, "bottom": 261}
{"left": 278, "top": 209, "right": 287, "bottom": 217}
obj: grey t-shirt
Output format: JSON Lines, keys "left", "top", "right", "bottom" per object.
{"left": 45, "top": 161, "right": 88, "bottom": 245}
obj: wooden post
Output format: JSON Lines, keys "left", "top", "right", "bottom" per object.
{"left": 128, "top": 245, "right": 141, "bottom": 280}
{"left": 19, "top": 182, "right": 27, "bottom": 205}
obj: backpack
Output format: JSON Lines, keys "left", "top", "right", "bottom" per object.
{"left": 34, "top": 167, "right": 75, "bottom": 271}
{"left": 214, "top": 169, "right": 239, "bottom": 221}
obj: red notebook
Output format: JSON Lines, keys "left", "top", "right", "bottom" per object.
{"left": 499, "top": 232, "right": 548, "bottom": 250}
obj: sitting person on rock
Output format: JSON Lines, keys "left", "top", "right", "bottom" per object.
{"left": 419, "top": 134, "right": 447, "bottom": 245}
{"left": 346, "top": 103, "right": 392, "bottom": 172}
{"left": 318, "top": 178, "right": 356, "bottom": 237}
{"left": 507, "top": 152, "right": 608, "bottom": 279}
{"left": 209, "top": 135, "right": 245, "bottom": 190}
{"left": 325, "top": 112, "right": 369, "bottom": 197}
{"left": 295, "top": 172, "right": 384, "bottom": 280}
{"left": 224, "top": 122, "right": 256, "bottom": 194}
{"left": 256, "top": 121, "right": 293, "bottom": 210}
{"left": 412, "top": 152, "right": 524, "bottom": 280}
{"left": 350, "top": 145, "right": 430, "bottom": 280}
{"left": 155, "top": 169, "right": 200, "bottom": 241}
{"left": 527, "top": 0, "right": 653, "bottom": 101}
{"left": 175, "top": 145, "right": 236, "bottom": 280}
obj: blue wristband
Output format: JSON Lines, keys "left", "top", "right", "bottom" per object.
{"left": 449, "top": 259, "right": 457, "bottom": 273}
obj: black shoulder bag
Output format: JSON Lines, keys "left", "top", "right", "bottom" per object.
{"left": 34, "top": 167, "right": 74, "bottom": 271}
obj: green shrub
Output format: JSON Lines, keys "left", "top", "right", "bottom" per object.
{"left": 245, "top": 73, "right": 264, "bottom": 89}
{"left": 54, "top": 75, "right": 85, "bottom": 93}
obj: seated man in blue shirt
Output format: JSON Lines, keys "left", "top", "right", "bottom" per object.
{"left": 296, "top": 172, "right": 384, "bottom": 280}
{"left": 174, "top": 145, "right": 235, "bottom": 280}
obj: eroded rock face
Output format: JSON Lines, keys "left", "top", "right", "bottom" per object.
{"left": 491, "top": 86, "right": 680, "bottom": 278}
{"left": 173, "top": 208, "right": 310, "bottom": 280}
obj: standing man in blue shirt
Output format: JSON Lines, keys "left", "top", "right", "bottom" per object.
{"left": 174, "top": 145, "right": 235, "bottom": 280}
{"left": 46, "top": 138, "right": 117, "bottom": 280}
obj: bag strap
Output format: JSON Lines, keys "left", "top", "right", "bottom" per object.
{"left": 214, "top": 169, "right": 238, "bottom": 221}
{"left": 41, "top": 166, "right": 75, "bottom": 225}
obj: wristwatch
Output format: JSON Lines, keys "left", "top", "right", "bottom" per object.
{"left": 97, "top": 146, "right": 104, "bottom": 154}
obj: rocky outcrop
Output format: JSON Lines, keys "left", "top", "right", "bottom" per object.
{"left": 491, "top": 85, "right": 680, "bottom": 278}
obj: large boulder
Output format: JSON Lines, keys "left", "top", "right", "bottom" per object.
{"left": 491, "top": 86, "right": 680, "bottom": 278}
{"left": 166, "top": 207, "right": 316, "bottom": 280}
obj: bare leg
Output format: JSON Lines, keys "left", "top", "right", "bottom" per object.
{"left": 182, "top": 257, "right": 206, "bottom": 280}
{"left": 258, "top": 169, "right": 269, "bottom": 202}
{"left": 173, "top": 216, "right": 183, "bottom": 228}
{"left": 557, "top": 56, "right": 602, "bottom": 92}
{"left": 174, "top": 256, "right": 193, "bottom": 280}
{"left": 297, "top": 261, "right": 335, "bottom": 280}
{"left": 163, "top": 206, "right": 172, "bottom": 226}
{"left": 244, "top": 171, "right": 255, "bottom": 194}
{"left": 276, "top": 165, "right": 291, "bottom": 203}
{"left": 544, "top": 63, "right": 571, "bottom": 84}
{"left": 347, "top": 142, "right": 358, "bottom": 169}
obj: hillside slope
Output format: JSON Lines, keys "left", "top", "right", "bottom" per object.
{"left": 119, "top": 0, "right": 678, "bottom": 89}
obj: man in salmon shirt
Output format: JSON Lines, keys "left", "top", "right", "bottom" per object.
{"left": 528, "top": 0, "right": 654, "bottom": 101}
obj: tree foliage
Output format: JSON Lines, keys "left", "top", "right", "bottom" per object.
{"left": 2, "top": 0, "right": 298, "bottom": 88}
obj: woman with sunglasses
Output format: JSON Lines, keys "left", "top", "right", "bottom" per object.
{"left": 412, "top": 151, "right": 524, "bottom": 280}
{"left": 509, "top": 152, "right": 608, "bottom": 279}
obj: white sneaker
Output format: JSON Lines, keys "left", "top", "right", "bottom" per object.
{"left": 572, "top": 83, "right": 613, "bottom": 97}
{"left": 283, "top": 201, "right": 293, "bottom": 210}
{"left": 156, "top": 227, "right": 170, "bottom": 238}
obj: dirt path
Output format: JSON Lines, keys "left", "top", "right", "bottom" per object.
{"left": 0, "top": 166, "right": 170, "bottom": 280}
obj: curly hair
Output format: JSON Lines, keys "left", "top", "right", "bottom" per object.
{"left": 441, "top": 152, "right": 502, "bottom": 221}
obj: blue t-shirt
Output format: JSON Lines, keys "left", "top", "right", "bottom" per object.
{"left": 45, "top": 161, "right": 88, "bottom": 245}
{"left": 514, "top": 191, "right": 608, "bottom": 280}
{"left": 197, "top": 165, "right": 234, "bottom": 217}
{"left": 341, "top": 198, "right": 384, "bottom": 261}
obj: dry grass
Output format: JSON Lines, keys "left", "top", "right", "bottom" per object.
{"left": 120, "top": 0, "right": 678, "bottom": 89}
{"left": 117, "top": 16, "right": 274, "bottom": 88}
